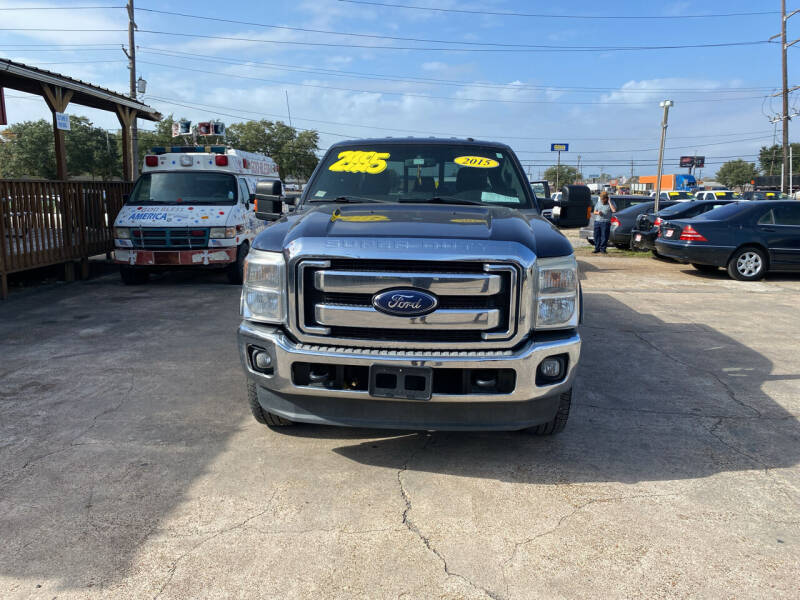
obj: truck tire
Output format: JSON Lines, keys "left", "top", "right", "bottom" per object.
{"left": 247, "top": 382, "right": 294, "bottom": 427}
{"left": 526, "top": 388, "right": 572, "bottom": 435}
{"left": 727, "top": 246, "right": 767, "bottom": 281}
{"left": 120, "top": 266, "right": 148, "bottom": 285}
{"left": 227, "top": 242, "right": 248, "bottom": 285}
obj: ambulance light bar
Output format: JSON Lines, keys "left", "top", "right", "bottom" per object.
{"left": 150, "top": 146, "right": 227, "bottom": 155}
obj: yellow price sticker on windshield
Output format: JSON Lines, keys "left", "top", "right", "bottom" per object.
{"left": 329, "top": 150, "right": 390, "bottom": 174}
{"left": 669, "top": 192, "right": 680, "bottom": 196}
{"left": 454, "top": 155, "right": 499, "bottom": 168}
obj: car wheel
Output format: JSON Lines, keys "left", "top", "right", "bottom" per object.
{"left": 691, "top": 263, "right": 719, "bottom": 272}
{"left": 120, "top": 266, "right": 148, "bottom": 285}
{"left": 247, "top": 382, "right": 294, "bottom": 427}
{"left": 727, "top": 247, "right": 767, "bottom": 281}
{"left": 615, "top": 243, "right": 627, "bottom": 250}
{"left": 227, "top": 242, "right": 249, "bottom": 284}
{"left": 525, "top": 388, "right": 572, "bottom": 435}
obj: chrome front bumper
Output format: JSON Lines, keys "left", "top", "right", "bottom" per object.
{"left": 238, "top": 322, "right": 580, "bottom": 404}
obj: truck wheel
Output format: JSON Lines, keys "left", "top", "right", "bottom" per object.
{"left": 247, "top": 382, "right": 293, "bottom": 427}
{"left": 120, "top": 266, "right": 148, "bottom": 285}
{"left": 526, "top": 388, "right": 572, "bottom": 435}
{"left": 691, "top": 263, "right": 718, "bottom": 272}
{"left": 227, "top": 242, "right": 248, "bottom": 285}
{"left": 727, "top": 246, "right": 767, "bottom": 281}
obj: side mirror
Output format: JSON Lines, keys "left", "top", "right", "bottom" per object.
{"left": 284, "top": 195, "right": 297, "bottom": 206}
{"left": 254, "top": 180, "right": 283, "bottom": 221}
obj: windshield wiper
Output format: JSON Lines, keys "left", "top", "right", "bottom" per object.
{"left": 310, "top": 195, "right": 388, "bottom": 204}
{"left": 398, "top": 196, "right": 486, "bottom": 206}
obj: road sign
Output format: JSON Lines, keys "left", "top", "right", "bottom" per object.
{"left": 55, "top": 112, "right": 70, "bottom": 131}
{"left": 551, "top": 143, "right": 569, "bottom": 152}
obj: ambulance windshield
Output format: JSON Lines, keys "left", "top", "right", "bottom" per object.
{"left": 127, "top": 172, "right": 239, "bottom": 205}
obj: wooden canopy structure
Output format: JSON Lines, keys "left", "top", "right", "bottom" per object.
{"left": 0, "top": 58, "right": 162, "bottom": 180}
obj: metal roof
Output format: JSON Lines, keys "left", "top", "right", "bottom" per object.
{"left": 0, "top": 58, "right": 161, "bottom": 122}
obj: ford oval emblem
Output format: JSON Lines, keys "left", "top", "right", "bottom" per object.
{"left": 372, "top": 289, "right": 438, "bottom": 317}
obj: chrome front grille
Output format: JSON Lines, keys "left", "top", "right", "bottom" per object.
{"left": 295, "top": 259, "right": 519, "bottom": 346}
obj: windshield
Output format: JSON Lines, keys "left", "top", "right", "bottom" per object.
{"left": 127, "top": 172, "right": 239, "bottom": 205}
{"left": 305, "top": 143, "right": 532, "bottom": 208}
{"left": 665, "top": 191, "right": 693, "bottom": 200}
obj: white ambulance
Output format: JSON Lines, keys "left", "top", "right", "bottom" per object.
{"left": 113, "top": 146, "right": 280, "bottom": 285}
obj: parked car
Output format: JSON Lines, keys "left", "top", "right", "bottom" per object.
{"left": 742, "top": 191, "right": 790, "bottom": 201}
{"left": 579, "top": 195, "right": 654, "bottom": 245}
{"left": 631, "top": 199, "right": 736, "bottom": 253}
{"left": 655, "top": 200, "right": 800, "bottom": 280}
{"left": 694, "top": 190, "right": 740, "bottom": 201}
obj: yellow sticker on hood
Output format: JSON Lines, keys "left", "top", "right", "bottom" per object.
{"left": 330, "top": 211, "right": 390, "bottom": 223}
{"left": 329, "top": 150, "right": 390, "bottom": 174}
{"left": 454, "top": 156, "right": 499, "bottom": 168}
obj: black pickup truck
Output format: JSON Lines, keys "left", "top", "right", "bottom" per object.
{"left": 238, "top": 138, "right": 582, "bottom": 433}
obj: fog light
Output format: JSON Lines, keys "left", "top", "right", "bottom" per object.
{"left": 253, "top": 351, "right": 272, "bottom": 370}
{"left": 539, "top": 356, "right": 564, "bottom": 379}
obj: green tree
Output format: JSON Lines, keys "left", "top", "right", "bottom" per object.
{"left": 715, "top": 159, "right": 758, "bottom": 189}
{"left": 543, "top": 164, "right": 581, "bottom": 188}
{"left": 0, "top": 116, "right": 121, "bottom": 179}
{"left": 226, "top": 119, "right": 319, "bottom": 179}
{"left": 0, "top": 119, "right": 57, "bottom": 178}
{"left": 758, "top": 143, "right": 800, "bottom": 175}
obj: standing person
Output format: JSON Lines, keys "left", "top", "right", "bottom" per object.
{"left": 592, "top": 192, "right": 617, "bottom": 254}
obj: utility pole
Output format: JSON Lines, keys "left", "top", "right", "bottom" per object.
{"left": 770, "top": 2, "right": 800, "bottom": 192}
{"left": 123, "top": 0, "right": 139, "bottom": 179}
{"left": 285, "top": 90, "right": 293, "bottom": 128}
{"left": 630, "top": 158, "right": 634, "bottom": 182}
{"left": 654, "top": 99, "right": 674, "bottom": 213}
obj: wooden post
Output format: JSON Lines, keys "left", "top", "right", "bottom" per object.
{"left": 117, "top": 106, "right": 138, "bottom": 181}
{"left": 41, "top": 84, "right": 76, "bottom": 280}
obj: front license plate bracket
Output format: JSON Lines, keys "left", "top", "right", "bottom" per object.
{"left": 369, "top": 365, "right": 433, "bottom": 401}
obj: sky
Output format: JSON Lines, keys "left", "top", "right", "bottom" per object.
{"left": 0, "top": 0, "right": 797, "bottom": 179}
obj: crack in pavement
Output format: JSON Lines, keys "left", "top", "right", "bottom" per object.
{"left": 397, "top": 433, "right": 504, "bottom": 600}
{"left": 0, "top": 372, "right": 135, "bottom": 493}
{"left": 499, "top": 492, "right": 678, "bottom": 598}
{"left": 152, "top": 490, "right": 278, "bottom": 600}
{"left": 629, "top": 329, "right": 762, "bottom": 418}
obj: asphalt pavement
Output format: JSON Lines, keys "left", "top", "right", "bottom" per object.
{"left": 1, "top": 257, "right": 798, "bottom": 599}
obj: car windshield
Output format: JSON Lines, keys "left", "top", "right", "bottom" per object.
{"left": 305, "top": 143, "right": 532, "bottom": 208}
{"left": 127, "top": 172, "right": 238, "bottom": 205}
{"left": 695, "top": 202, "right": 746, "bottom": 220}
{"left": 665, "top": 191, "right": 693, "bottom": 200}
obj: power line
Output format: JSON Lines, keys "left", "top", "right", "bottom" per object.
{"left": 0, "top": 28, "right": 771, "bottom": 53}
{"left": 337, "top": 0, "right": 779, "bottom": 20}
{"left": 136, "top": 46, "right": 774, "bottom": 95}
{"left": 137, "top": 58, "right": 765, "bottom": 105}
{"left": 0, "top": 5, "right": 123, "bottom": 9}
{"left": 145, "top": 95, "right": 773, "bottom": 159}
{"left": 144, "top": 93, "right": 773, "bottom": 142}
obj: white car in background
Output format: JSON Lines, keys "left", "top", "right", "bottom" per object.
{"left": 694, "top": 190, "right": 740, "bottom": 201}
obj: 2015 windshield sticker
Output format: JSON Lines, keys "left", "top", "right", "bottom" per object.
{"left": 454, "top": 156, "right": 499, "bottom": 168}
{"left": 328, "top": 150, "right": 390, "bottom": 174}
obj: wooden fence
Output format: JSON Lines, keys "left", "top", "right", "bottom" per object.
{"left": 0, "top": 179, "right": 133, "bottom": 299}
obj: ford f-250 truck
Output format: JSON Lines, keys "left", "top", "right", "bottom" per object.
{"left": 238, "top": 138, "right": 582, "bottom": 433}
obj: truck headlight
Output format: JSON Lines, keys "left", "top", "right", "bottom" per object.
{"left": 114, "top": 227, "right": 130, "bottom": 239}
{"left": 209, "top": 226, "right": 237, "bottom": 239}
{"left": 535, "top": 255, "right": 579, "bottom": 330}
{"left": 240, "top": 250, "right": 286, "bottom": 324}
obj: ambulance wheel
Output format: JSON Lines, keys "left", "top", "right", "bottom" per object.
{"left": 227, "top": 242, "right": 248, "bottom": 284}
{"left": 120, "top": 266, "right": 148, "bottom": 285}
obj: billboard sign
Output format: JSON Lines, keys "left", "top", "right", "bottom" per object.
{"left": 694, "top": 156, "right": 705, "bottom": 168}
{"left": 680, "top": 156, "right": 705, "bottom": 168}
{"left": 551, "top": 143, "right": 569, "bottom": 152}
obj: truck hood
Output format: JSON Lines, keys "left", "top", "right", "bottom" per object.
{"left": 252, "top": 203, "right": 572, "bottom": 257}
{"left": 115, "top": 204, "right": 237, "bottom": 227}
